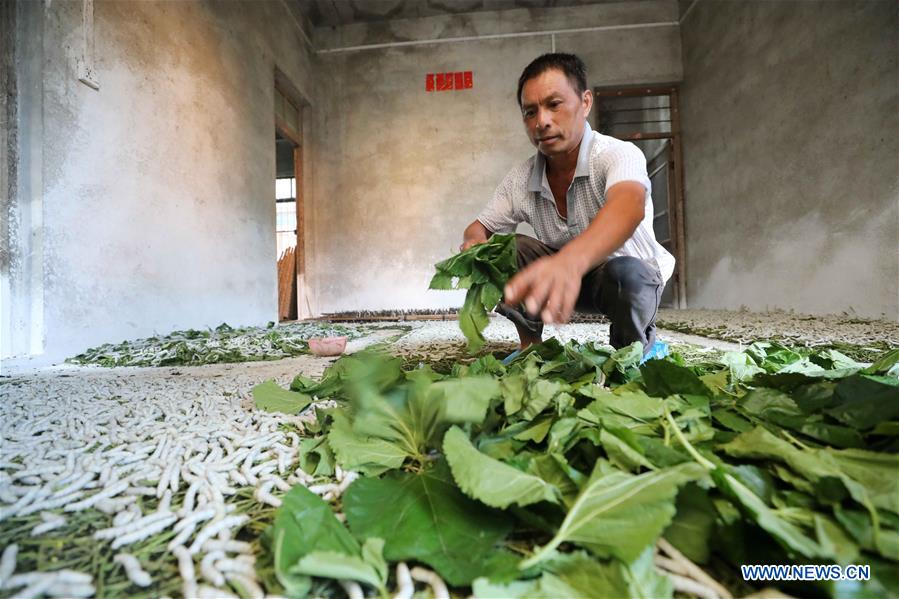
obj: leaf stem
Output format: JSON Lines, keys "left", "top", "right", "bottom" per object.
{"left": 663, "top": 408, "right": 714, "bottom": 471}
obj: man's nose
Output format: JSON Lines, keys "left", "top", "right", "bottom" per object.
{"left": 536, "top": 108, "right": 551, "bottom": 129}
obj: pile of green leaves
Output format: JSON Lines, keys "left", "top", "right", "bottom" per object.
{"left": 429, "top": 234, "right": 517, "bottom": 353}
{"left": 257, "top": 342, "right": 899, "bottom": 598}
{"left": 67, "top": 322, "right": 368, "bottom": 367}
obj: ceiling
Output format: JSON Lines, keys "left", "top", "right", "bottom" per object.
{"left": 297, "top": 0, "right": 634, "bottom": 28}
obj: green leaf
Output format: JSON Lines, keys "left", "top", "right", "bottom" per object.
{"left": 343, "top": 463, "right": 512, "bottom": 586}
{"left": 826, "top": 374, "right": 899, "bottom": 430}
{"left": 864, "top": 348, "right": 899, "bottom": 376}
{"left": 253, "top": 380, "right": 312, "bottom": 414}
{"left": 521, "top": 462, "right": 705, "bottom": 567}
{"left": 327, "top": 410, "right": 408, "bottom": 475}
{"left": 290, "top": 551, "right": 382, "bottom": 590}
{"left": 640, "top": 359, "right": 712, "bottom": 398}
{"left": 430, "top": 234, "right": 517, "bottom": 354}
{"left": 444, "top": 426, "right": 560, "bottom": 509}
{"left": 271, "top": 486, "right": 361, "bottom": 596}
{"left": 663, "top": 484, "right": 716, "bottom": 564}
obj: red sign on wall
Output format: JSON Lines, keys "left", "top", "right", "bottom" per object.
{"left": 426, "top": 71, "right": 473, "bottom": 92}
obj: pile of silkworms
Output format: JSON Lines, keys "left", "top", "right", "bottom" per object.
{"left": 0, "top": 368, "right": 360, "bottom": 598}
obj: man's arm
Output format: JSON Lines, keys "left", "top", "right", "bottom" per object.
{"left": 504, "top": 180, "right": 645, "bottom": 323}
{"left": 460, "top": 220, "right": 495, "bottom": 251}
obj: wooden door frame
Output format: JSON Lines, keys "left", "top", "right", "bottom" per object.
{"left": 593, "top": 86, "right": 687, "bottom": 308}
{"left": 274, "top": 84, "right": 305, "bottom": 318}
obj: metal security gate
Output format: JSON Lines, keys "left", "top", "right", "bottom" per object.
{"left": 593, "top": 87, "right": 687, "bottom": 308}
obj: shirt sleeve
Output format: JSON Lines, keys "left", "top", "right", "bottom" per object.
{"left": 603, "top": 140, "right": 652, "bottom": 195}
{"left": 476, "top": 170, "right": 521, "bottom": 234}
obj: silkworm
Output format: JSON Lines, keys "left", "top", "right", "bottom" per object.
{"left": 215, "top": 557, "right": 254, "bottom": 575}
{"left": 114, "top": 553, "right": 152, "bottom": 587}
{"left": 394, "top": 562, "right": 414, "bottom": 599}
{"left": 200, "top": 551, "right": 225, "bottom": 586}
{"left": 172, "top": 546, "right": 197, "bottom": 599}
{"left": 18, "top": 490, "right": 85, "bottom": 516}
{"left": 45, "top": 581, "right": 95, "bottom": 597}
{"left": 111, "top": 513, "right": 177, "bottom": 548}
{"left": 410, "top": 567, "right": 449, "bottom": 599}
{"left": 340, "top": 580, "right": 364, "bottom": 599}
{"left": 197, "top": 585, "right": 239, "bottom": 599}
{"left": 226, "top": 573, "right": 263, "bottom": 599}
{"left": 31, "top": 514, "right": 66, "bottom": 536}
{"left": 201, "top": 539, "right": 252, "bottom": 554}
{"left": 189, "top": 515, "right": 247, "bottom": 554}
{"left": 7, "top": 576, "right": 55, "bottom": 599}
{"left": 1, "top": 544, "right": 18, "bottom": 584}
{"left": 174, "top": 507, "right": 216, "bottom": 531}
{"left": 65, "top": 479, "right": 129, "bottom": 511}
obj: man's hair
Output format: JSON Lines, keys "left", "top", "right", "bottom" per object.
{"left": 516, "top": 53, "right": 588, "bottom": 107}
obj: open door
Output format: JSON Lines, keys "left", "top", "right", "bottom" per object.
{"left": 593, "top": 86, "right": 687, "bottom": 308}
{"left": 274, "top": 85, "right": 308, "bottom": 321}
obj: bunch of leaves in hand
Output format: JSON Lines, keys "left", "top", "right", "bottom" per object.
{"left": 429, "top": 233, "right": 517, "bottom": 353}
{"left": 256, "top": 342, "right": 899, "bottom": 598}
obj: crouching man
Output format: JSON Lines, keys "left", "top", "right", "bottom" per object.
{"left": 461, "top": 53, "right": 674, "bottom": 358}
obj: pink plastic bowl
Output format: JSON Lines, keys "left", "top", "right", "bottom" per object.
{"left": 308, "top": 336, "right": 347, "bottom": 357}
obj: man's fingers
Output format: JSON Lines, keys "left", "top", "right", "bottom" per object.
{"left": 525, "top": 277, "right": 552, "bottom": 318}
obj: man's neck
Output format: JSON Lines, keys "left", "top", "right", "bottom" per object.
{"left": 543, "top": 127, "right": 585, "bottom": 178}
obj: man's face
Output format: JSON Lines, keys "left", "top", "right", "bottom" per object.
{"left": 520, "top": 68, "right": 593, "bottom": 158}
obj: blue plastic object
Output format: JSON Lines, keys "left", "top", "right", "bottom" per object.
{"left": 640, "top": 340, "right": 670, "bottom": 364}
{"left": 501, "top": 348, "right": 523, "bottom": 365}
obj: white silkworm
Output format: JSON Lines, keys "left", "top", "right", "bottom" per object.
{"left": 197, "top": 585, "right": 239, "bottom": 599}
{"left": 410, "top": 567, "right": 449, "bottom": 599}
{"left": 1, "top": 544, "right": 18, "bottom": 584}
{"left": 262, "top": 474, "right": 292, "bottom": 492}
{"left": 394, "top": 562, "right": 414, "bottom": 599}
{"left": 215, "top": 558, "right": 254, "bottom": 575}
{"left": 18, "top": 490, "right": 85, "bottom": 516}
{"left": 167, "top": 521, "right": 197, "bottom": 550}
{"left": 179, "top": 481, "right": 200, "bottom": 516}
{"left": 111, "top": 513, "right": 176, "bottom": 548}
{"left": 200, "top": 551, "right": 226, "bottom": 586}
{"left": 31, "top": 514, "right": 66, "bottom": 536}
{"left": 340, "top": 580, "right": 364, "bottom": 599}
{"left": 189, "top": 515, "right": 247, "bottom": 554}
{"left": 65, "top": 479, "right": 129, "bottom": 511}
{"left": 51, "top": 472, "right": 94, "bottom": 498}
{"left": 45, "top": 582, "right": 95, "bottom": 597}
{"left": 158, "top": 489, "right": 173, "bottom": 512}
{"left": 202, "top": 539, "right": 252, "bottom": 554}
{"left": 172, "top": 545, "right": 197, "bottom": 598}
{"left": 8, "top": 576, "right": 55, "bottom": 599}
{"left": 114, "top": 553, "right": 152, "bottom": 587}
{"left": 113, "top": 507, "right": 138, "bottom": 527}
{"left": 174, "top": 507, "right": 216, "bottom": 531}
{"left": 226, "top": 573, "right": 264, "bottom": 599}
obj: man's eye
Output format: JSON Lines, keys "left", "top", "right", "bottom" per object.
{"left": 523, "top": 111, "right": 535, "bottom": 118}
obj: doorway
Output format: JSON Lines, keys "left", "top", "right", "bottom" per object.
{"left": 274, "top": 85, "right": 304, "bottom": 321}
{"left": 592, "top": 87, "right": 687, "bottom": 308}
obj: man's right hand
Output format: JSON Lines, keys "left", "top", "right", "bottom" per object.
{"left": 460, "top": 238, "right": 486, "bottom": 251}
{"left": 460, "top": 220, "right": 492, "bottom": 252}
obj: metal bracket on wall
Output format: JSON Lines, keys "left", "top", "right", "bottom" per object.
{"left": 77, "top": 0, "right": 99, "bottom": 90}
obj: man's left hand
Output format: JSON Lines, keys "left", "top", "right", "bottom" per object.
{"left": 504, "top": 252, "right": 586, "bottom": 324}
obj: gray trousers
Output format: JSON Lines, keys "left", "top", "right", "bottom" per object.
{"left": 496, "top": 234, "right": 665, "bottom": 353}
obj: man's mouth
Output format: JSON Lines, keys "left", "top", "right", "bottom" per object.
{"left": 537, "top": 135, "right": 559, "bottom": 142}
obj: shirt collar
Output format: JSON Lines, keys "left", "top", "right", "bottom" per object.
{"left": 527, "top": 121, "right": 594, "bottom": 193}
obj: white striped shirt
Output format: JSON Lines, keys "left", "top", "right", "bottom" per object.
{"left": 477, "top": 122, "right": 675, "bottom": 283}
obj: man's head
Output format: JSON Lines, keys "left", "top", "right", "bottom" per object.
{"left": 517, "top": 53, "right": 593, "bottom": 158}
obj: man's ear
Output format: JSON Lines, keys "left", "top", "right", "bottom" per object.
{"left": 582, "top": 89, "right": 594, "bottom": 117}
